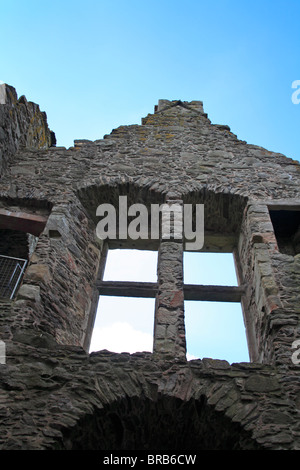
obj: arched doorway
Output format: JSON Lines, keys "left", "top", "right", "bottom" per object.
{"left": 60, "top": 394, "right": 261, "bottom": 450}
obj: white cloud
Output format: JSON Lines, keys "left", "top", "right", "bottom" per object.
{"left": 90, "top": 320, "right": 199, "bottom": 361}
{"left": 89, "top": 321, "right": 153, "bottom": 354}
{"left": 186, "top": 352, "right": 198, "bottom": 361}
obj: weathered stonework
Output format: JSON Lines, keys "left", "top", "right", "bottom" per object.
{"left": 0, "top": 90, "right": 299, "bottom": 450}
{"left": 0, "top": 84, "right": 55, "bottom": 174}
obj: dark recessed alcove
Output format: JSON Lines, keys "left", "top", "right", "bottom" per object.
{"left": 60, "top": 395, "right": 261, "bottom": 451}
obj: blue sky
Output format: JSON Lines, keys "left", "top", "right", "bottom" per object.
{"left": 90, "top": 249, "right": 248, "bottom": 363}
{"left": 1, "top": 1, "right": 299, "bottom": 362}
{"left": 1, "top": 0, "right": 300, "bottom": 161}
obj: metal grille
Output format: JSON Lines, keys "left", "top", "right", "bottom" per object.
{"left": 0, "top": 255, "right": 27, "bottom": 299}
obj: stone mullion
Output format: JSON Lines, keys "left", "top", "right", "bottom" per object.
{"left": 153, "top": 200, "right": 186, "bottom": 360}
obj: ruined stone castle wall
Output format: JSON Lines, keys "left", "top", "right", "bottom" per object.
{"left": 0, "top": 91, "right": 299, "bottom": 450}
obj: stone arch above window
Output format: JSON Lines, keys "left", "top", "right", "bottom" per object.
{"left": 77, "top": 182, "right": 285, "bottom": 365}
{"left": 80, "top": 184, "right": 254, "bottom": 363}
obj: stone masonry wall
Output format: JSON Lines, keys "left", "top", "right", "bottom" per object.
{"left": 0, "top": 93, "right": 299, "bottom": 450}
{"left": 1, "top": 341, "right": 298, "bottom": 450}
{"left": 1, "top": 98, "right": 298, "bottom": 361}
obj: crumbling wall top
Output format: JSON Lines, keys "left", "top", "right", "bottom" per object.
{"left": 0, "top": 84, "right": 56, "bottom": 174}
{"left": 154, "top": 99, "right": 205, "bottom": 114}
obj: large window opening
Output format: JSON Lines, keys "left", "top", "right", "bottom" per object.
{"left": 183, "top": 251, "right": 249, "bottom": 363}
{"left": 89, "top": 249, "right": 158, "bottom": 354}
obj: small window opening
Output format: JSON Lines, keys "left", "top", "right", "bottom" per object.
{"left": 0, "top": 229, "right": 29, "bottom": 299}
{"left": 184, "top": 252, "right": 238, "bottom": 286}
{"left": 90, "top": 249, "right": 157, "bottom": 354}
{"left": 185, "top": 301, "right": 249, "bottom": 363}
{"left": 103, "top": 249, "right": 158, "bottom": 283}
{"left": 184, "top": 251, "right": 249, "bottom": 363}
{"left": 269, "top": 209, "right": 300, "bottom": 255}
{"left": 90, "top": 296, "right": 155, "bottom": 354}
{"left": 0, "top": 209, "right": 47, "bottom": 299}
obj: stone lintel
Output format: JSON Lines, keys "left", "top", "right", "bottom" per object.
{"left": 0, "top": 209, "right": 48, "bottom": 236}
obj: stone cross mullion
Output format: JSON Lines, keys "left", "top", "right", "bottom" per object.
{"left": 153, "top": 199, "right": 186, "bottom": 360}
